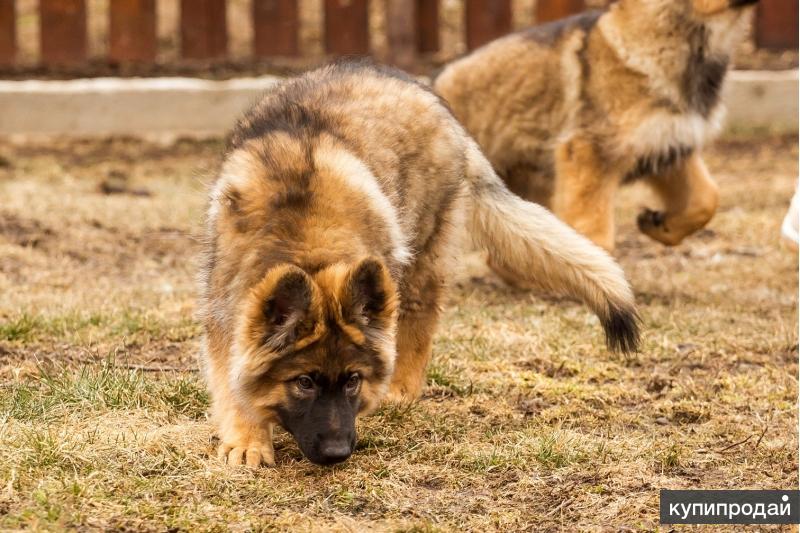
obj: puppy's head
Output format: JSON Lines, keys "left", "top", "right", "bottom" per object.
{"left": 231, "top": 258, "right": 398, "bottom": 465}
{"left": 620, "top": 0, "right": 757, "bottom": 57}
{"left": 628, "top": 0, "right": 757, "bottom": 18}
{"left": 692, "top": 0, "right": 758, "bottom": 16}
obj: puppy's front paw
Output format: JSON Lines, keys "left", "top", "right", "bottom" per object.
{"left": 385, "top": 379, "right": 423, "bottom": 405}
{"left": 637, "top": 208, "right": 686, "bottom": 246}
{"left": 216, "top": 422, "right": 275, "bottom": 468}
{"left": 637, "top": 208, "right": 666, "bottom": 232}
{"left": 217, "top": 441, "right": 275, "bottom": 467}
{"left": 384, "top": 390, "right": 411, "bottom": 405}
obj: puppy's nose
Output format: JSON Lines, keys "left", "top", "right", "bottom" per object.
{"left": 318, "top": 438, "right": 353, "bottom": 464}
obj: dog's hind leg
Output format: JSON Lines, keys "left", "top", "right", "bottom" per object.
{"left": 637, "top": 153, "right": 719, "bottom": 246}
{"left": 551, "top": 138, "right": 621, "bottom": 252}
{"left": 502, "top": 160, "right": 555, "bottom": 208}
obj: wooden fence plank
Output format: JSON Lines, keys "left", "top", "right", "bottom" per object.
{"left": 756, "top": 0, "right": 798, "bottom": 51}
{"left": 180, "top": 0, "right": 227, "bottom": 60}
{"left": 385, "top": 0, "right": 415, "bottom": 67}
{"left": 0, "top": 0, "right": 15, "bottom": 66}
{"left": 109, "top": 0, "right": 156, "bottom": 63}
{"left": 416, "top": 0, "right": 438, "bottom": 53}
{"left": 535, "top": 0, "right": 585, "bottom": 23}
{"left": 40, "top": 0, "right": 87, "bottom": 66}
{"left": 253, "top": 0, "right": 299, "bottom": 57}
{"left": 465, "top": 0, "right": 511, "bottom": 51}
{"left": 324, "top": 0, "right": 369, "bottom": 55}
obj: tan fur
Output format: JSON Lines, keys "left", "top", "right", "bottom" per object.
{"left": 199, "top": 63, "right": 640, "bottom": 466}
{"left": 639, "top": 153, "right": 720, "bottom": 245}
{"left": 694, "top": 0, "right": 732, "bottom": 15}
{"left": 435, "top": 0, "right": 755, "bottom": 252}
{"left": 464, "top": 141, "right": 638, "bottom": 342}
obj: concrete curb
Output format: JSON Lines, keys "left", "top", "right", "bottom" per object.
{"left": 0, "top": 76, "right": 281, "bottom": 138}
{"left": 723, "top": 70, "right": 798, "bottom": 133}
{"left": 0, "top": 70, "right": 796, "bottom": 138}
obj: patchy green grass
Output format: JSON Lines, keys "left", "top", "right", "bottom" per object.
{"left": 0, "top": 136, "right": 796, "bottom": 531}
{"left": 2, "top": 359, "right": 208, "bottom": 422}
{"left": 0, "top": 310, "right": 199, "bottom": 345}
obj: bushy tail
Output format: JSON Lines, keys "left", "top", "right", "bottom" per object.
{"left": 465, "top": 143, "right": 640, "bottom": 353}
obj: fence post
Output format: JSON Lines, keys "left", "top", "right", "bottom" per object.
{"left": 385, "top": 0, "right": 415, "bottom": 67}
{"left": 465, "top": 0, "right": 511, "bottom": 51}
{"left": 109, "top": 0, "right": 157, "bottom": 63}
{"left": 416, "top": 0, "right": 439, "bottom": 53}
{"left": 324, "top": 0, "right": 369, "bottom": 56}
{"left": 0, "top": 0, "right": 14, "bottom": 66}
{"left": 755, "top": 0, "right": 798, "bottom": 50}
{"left": 253, "top": 0, "right": 299, "bottom": 57}
{"left": 180, "top": 0, "right": 228, "bottom": 60}
{"left": 40, "top": 0, "right": 87, "bottom": 66}
{"left": 535, "top": 0, "right": 585, "bottom": 23}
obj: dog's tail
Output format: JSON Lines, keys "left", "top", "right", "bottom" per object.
{"left": 464, "top": 141, "right": 640, "bottom": 353}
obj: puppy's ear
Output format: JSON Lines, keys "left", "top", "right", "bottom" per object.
{"left": 340, "top": 258, "right": 399, "bottom": 331}
{"left": 240, "top": 265, "right": 322, "bottom": 354}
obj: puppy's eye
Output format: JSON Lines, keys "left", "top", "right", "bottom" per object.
{"left": 296, "top": 375, "right": 315, "bottom": 391}
{"left": 345, "top": 373, "right": 361, "bottom": 394}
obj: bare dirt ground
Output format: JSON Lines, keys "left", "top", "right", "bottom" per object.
{"left": 5, "top": 0, "right": 797, "bottom": 79}
{"left": 0, "top": 134, "right": 797, "bottom": 531}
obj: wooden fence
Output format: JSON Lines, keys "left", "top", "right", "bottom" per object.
{"left": 0, "top": 0, "right": 796, "bottom": 69}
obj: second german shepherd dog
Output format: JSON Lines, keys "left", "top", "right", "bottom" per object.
{"left": 435, "top": 0, "right": 757, "bottom": 252}
{"left": 199, "top": 63, "right": 639, "bottom": 467}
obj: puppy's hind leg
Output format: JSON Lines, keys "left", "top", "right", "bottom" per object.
{"left": 638, "top": 153, "right": 719, "bottom": 246}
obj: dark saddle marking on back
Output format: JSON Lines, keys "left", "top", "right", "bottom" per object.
{"left": 523, "top": 10, "right": 604, "bottom": 46}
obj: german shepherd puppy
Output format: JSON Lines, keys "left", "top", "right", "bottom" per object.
{"left": 435, "top": 0, "right": 757, "bottom": 252}
{"left": 199, "top": 62, "right": 639, "bottom": 467}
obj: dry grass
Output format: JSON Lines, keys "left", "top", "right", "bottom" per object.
{"left": 0, "top": 134, "right": 797, "bottom": 531}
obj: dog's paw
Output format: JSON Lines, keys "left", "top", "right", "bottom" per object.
{"left": 217, "top": 441, "right": 275, "bottom": 467}
{"left": 385, "top": 381, "right": 422, "bottom": 405}
{"left": 383, "top": 390, "right": 411, "bottom": 405}
{"left": 637, "top": 208, "right": 686, "bottom": 246}
{"left": 637, "top": 208, "right": 666, "bottom": 231}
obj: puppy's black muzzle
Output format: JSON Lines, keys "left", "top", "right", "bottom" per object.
{"left": 311, "top": 433, "right": 356, "bottom": 465}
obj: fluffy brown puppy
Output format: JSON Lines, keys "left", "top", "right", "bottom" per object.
{"left": 435, "top": 0, "right": 757, "bottom": 252}
{"left": 199, "top": 62, "right": 640, "bottom": 467}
